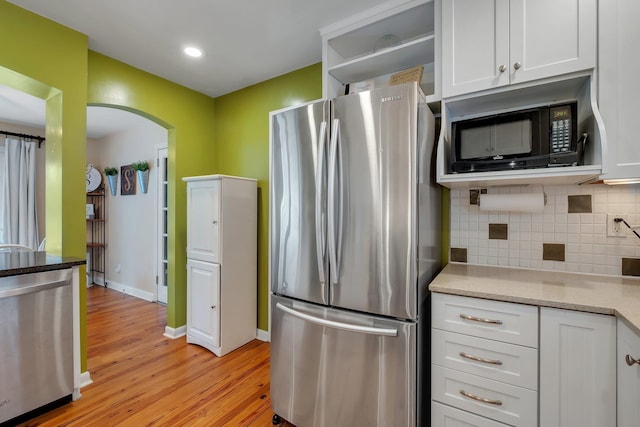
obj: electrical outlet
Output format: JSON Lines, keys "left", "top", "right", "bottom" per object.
{"left": 607, "top": 214, "right": 627, "bottom": 237}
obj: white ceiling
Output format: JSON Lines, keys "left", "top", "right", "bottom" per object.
{"left": 7, "top": 0, "right": 390, "bottom": 98}
{"left": 2, "top": 0, "right": 390, "bottom": 137}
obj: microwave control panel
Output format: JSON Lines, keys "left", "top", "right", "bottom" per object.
{"left": 550, "top": 105, "right": 572, "bottom": 153}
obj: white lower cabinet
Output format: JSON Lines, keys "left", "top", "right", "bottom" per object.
{"left": 431, "top": 294, "right": 538, "bottom": 427}
{"left": 539, "top": 307, "right": 616, "bottom": 427}
{"left": 617, "top": 319, "right": 640, "bottom": 427}
{"left": 432, "top": 293, "right": 618, "bottom": 427}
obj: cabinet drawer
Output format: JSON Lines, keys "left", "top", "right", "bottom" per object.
{"left": 432, "top": 401, "right": 509, "bottom": 427}
{"left": 432, "top": 329, "right": 538, "bottom": 390}
{"left": 432, "top": 293, "right": 538, "bottom": 347}
{"left": 432, "top": 365, "right": 537, "bottom": 427}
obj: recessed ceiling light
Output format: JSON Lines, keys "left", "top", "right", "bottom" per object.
{"left": 184, "top": 46, "right": 203, "bottom": 58}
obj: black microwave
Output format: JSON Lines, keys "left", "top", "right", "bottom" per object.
{"left": 450, "top": 102, "right": 586, "bottom": 173}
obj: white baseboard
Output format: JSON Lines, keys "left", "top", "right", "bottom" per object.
{"left": 256, "top": 328, "right": 270, "bottom": 342}
{"left": 80, "top": 371, "right": 93, "bottom": 388}
{"left": 106, "top": 280, "right": 155, "bottom": 302}
{"left": 164, "top": 325, "right": 187, "bottom": 339}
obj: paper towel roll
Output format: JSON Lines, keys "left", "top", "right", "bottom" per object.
{"left": 479, "top": 193, "right": 546, "bottom": 212}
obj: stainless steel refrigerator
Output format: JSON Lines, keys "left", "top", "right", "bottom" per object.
{"left": 269, "top": 82, "right": 441, "bottom": 427}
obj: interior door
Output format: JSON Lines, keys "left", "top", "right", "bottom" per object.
{"left": 270, "top": 101, "right": 329, "bottom": 305}
{"left": 156, "top": 146, "right": 168, "bottom": 304}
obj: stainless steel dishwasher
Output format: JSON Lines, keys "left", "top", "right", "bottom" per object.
{"left": 0, "top": 268, "right": 73, "bottom": 424}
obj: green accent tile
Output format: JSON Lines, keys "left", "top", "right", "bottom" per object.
{"left": 568, "top": 195, "right": 592, "bottom": 213}
{"left": 489, "top": 223, "right": 508, "bottom": 240}
{"left": 622, "top": 258, "right": 640, "bottom": 277}
{"left": 450, "top": 247, "right": 467, "bottom": 263}
{"left": 543, "top": 243, "right": 565, "bottom": 261}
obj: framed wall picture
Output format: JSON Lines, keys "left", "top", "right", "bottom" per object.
{"left": 121, "top": 164, "right": 136, "bottom": 195}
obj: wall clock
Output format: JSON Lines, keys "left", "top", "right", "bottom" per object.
{"left": 86, "top": 165, "right": 102, "bottom": 193}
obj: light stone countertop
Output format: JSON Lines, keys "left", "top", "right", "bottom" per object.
{"left": 429, "top": 263, "right": 640, "bottom": 334}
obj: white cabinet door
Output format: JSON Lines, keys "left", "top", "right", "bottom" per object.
{"left": 509, "top": 0, "right": 596, "bottom": 85}
{"left": 539, "top": 308, "right": 616, "bottom": 427}
{"left": 442, "top": 0, "right": 509, "bottom": 97}
{"left": 617, "top": 319, "right": 640, "bottom": 427}
{"left": 186, "top": 259, "right": 220, "bottom": 350}
{"left": 598, "top": 0, "right": 640, "bottom": 181}
{"left": 442, "top": 0, "right": 596, "bottom": 97}
{"left": 186, "top": 180, "right": 220, "bottom": 263}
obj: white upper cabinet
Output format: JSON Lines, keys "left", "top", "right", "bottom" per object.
{"left": 442, "top": 0, "right": 597, "bottom": 98}
{"left": 598, "top": 0, "right": 640, "bottom": 182}
{"left": 321, "top": 0, "right": 440, "bottom": 102}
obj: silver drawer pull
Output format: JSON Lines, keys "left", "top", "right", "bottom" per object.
{"left": 459, "top": 313, "right": 503, "bottom": 325}
{"left": 626, "top": 355, "right": 640, "bottom": 366}
{"left": 459, "top": 389, "right": 503, "bottom": 406}
{"left": 459, "top": 352, "right": 503, "bottom": 366}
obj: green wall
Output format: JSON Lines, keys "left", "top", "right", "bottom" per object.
{"left": 87, "top": 52, "right": 216, "bottom": 330}
{"left": 0, "top": 2, "right": 217, "bottom": 370}
{"left": 0, "top": 0, "right": 89, "bottom": 368}
{"left": 1, "top": 1, "right": 446, "bottom": 368}
{"left": 214, "top": 63, "right": 322, "bottom": 330}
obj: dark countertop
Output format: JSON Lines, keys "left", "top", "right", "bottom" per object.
{"left": 0, "top": 251, "right": 85, "bottom": 277}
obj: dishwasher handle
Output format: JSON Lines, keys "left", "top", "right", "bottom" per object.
{"left": 276, "top": 302, "right": 398, "bottom": 337}
{"left": 0, "top": 279, "right": 71, "bottom": 299}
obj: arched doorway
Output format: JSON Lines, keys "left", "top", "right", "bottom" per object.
{"left": 86, "top": 105, "right": 168, "bottom": 303}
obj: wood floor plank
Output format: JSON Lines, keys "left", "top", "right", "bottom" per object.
{"left": 18, "top": 285, "right": 292, "bottom": 426}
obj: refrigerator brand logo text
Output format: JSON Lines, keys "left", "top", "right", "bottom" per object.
{"left": 381, "top": 95, "right": 403, "bottom": 102}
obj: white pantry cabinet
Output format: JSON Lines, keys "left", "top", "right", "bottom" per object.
{"left": 598, "top": 0, "right": 640, "bottom": 182}
{"left": 539, "top": 307, "right": 616, "bottom": 427}
{"left": 183, "top": 175, "right": 257, "bottom": 357}
{"left": 617, "top": 319, "right": 640, "bottom": 427}
{"left": 442, "top": 0, "right": 597, "bottom": 98}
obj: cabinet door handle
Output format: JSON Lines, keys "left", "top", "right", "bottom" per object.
{"left": 513, "top": 62, "right": 522, "bottom": 70}
{"left": 211, "top": 305, "right": 217, "bottom": 310}
{"left": 459, "top": 352, "right": 503, "bottom": 365}
{"left": 459, "top": 313, "right": 503, "bottom": 325}
{"left": 459, "top": 390, "right": 502, "bottom": 406}
{"left": 625, "top": 354, "right": 640, "bottom": 366}
{"left": 498, "top": 65, "right": 507, "bottom": 73}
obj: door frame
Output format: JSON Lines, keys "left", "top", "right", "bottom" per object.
{"left": 155, "top": 144, "right": 168, "bottom": 304}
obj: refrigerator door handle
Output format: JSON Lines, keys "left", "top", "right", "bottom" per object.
{"left": 327, "top": 118, "right": 340, "bottom": 286}
{"left": 315, "top": 120, "right": 327, "bottom": 286}
{"left": 276, "top": 303, "right": 398, "bottom": 337}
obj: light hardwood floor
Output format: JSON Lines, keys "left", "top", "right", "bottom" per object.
{"left": 20, "top": 285, "right": 286, "bottom": 426}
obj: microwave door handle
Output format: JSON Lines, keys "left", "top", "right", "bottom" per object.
{"left": 315, "top": 120, "right": 327, "bottom": 286}
{"left": 327, "top": 118, "right": 339, "bottom": 286}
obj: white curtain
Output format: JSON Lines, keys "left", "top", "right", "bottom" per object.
{"left": 1, "top": 137, "right": 39, "bottom": 249}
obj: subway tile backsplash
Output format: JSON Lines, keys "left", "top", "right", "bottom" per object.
{"left": 449, "top": 184, "right": 640, "bottom": 276}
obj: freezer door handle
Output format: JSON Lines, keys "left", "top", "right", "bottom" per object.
{"left": 315, "top": 120, "right": 327, "bottom": 286}
{"left": 276, "top": 302, "right": 398, "bottom": 337}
